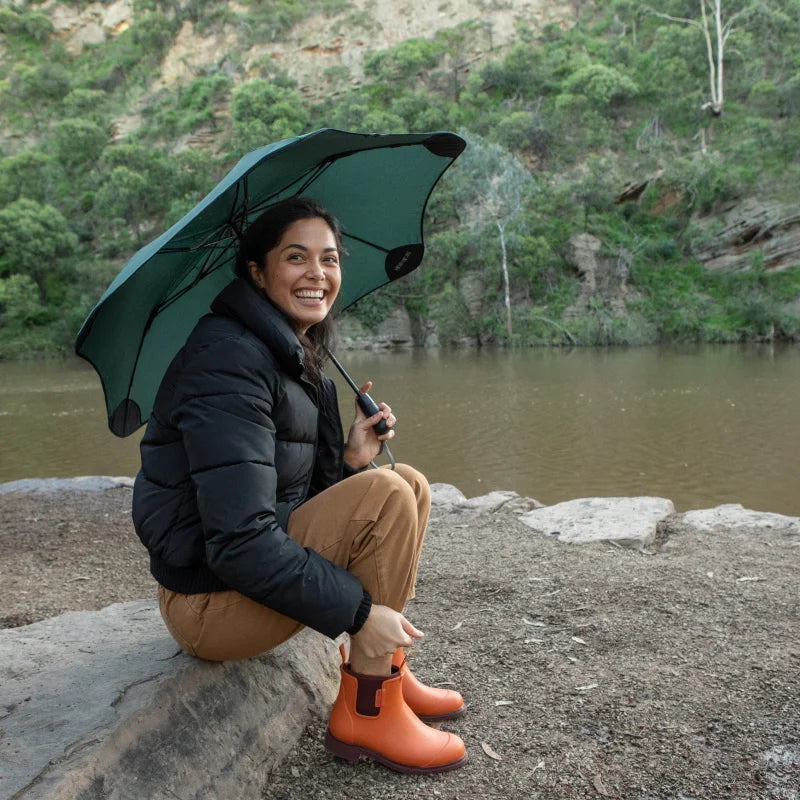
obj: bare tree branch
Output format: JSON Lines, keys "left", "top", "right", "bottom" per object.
{"left": 646, "top": 8, "right": 703, "bottom": 29}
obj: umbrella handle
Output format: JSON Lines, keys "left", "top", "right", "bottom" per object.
{"left": 356, "top": 392, "right": 389, "bottom": 436}
{"left": 356, "top": 392, "right": 395, "bottom": 469}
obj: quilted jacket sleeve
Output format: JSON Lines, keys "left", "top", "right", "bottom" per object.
{"left": 171, "top": 335, "right": 364, "bottom": 639}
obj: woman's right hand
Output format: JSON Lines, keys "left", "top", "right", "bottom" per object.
{"left": 351, "top": 604, "right": 424, "bottom": 658}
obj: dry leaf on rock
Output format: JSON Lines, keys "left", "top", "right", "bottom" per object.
{"left": 480, "top": 741, "right": 503, "bottom": 760}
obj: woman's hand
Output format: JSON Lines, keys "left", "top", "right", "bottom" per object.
{"left": 343, "top": 381, "right": 396, "bottom": 470}
{"left": 351, "top": 604, "right": 424, "bottom": 659}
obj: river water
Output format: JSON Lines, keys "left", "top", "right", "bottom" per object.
{"left": 1, "top": 344, "right": 798, "bottom": 515}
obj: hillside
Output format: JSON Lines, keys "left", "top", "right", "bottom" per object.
{"left": 1, "top": 0, "right": 799, "bottom": 356}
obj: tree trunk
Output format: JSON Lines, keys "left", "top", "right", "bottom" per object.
{"left": 497, "top": 220, "right": 512, "bottom": 337}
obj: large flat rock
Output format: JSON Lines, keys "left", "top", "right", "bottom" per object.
{"left": 518, "top": 496, "right": 676, "bottom": 547}
{"left": 678, "top": 503, "right": 800, "bottom": 534}
{"left": 0, "top": 601, "right": 339, "bottom": 800}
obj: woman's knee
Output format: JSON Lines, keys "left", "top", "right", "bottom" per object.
{"left": 386, "top": 463, "right": 431, "bottom": 504}
{"left": 372, "top": 465, "right": 417, "bottom": 504}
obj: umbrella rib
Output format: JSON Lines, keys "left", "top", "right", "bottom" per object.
{"left": 156, "top": 245, "right": 231, "bottom": 315}
{"left": 159, "top": 176, "right": 250, "bottom": 254}
{"left": 294, "top": 160, "right": 333, "bottom": 195}
{"left": 342, "top": 231, "right": 390, "bottom": 253}
{"left": 244, "top": 161, "right": 334, "bottom": 218}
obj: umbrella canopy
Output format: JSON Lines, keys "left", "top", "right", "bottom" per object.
{"left": 75, "top": 128, "right": 465, "bottom": 437}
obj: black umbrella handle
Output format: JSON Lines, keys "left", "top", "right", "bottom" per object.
{"left": 355, "top": 393, "right": 389, "bottom": 436}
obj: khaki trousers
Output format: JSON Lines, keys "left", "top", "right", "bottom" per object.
{"left": 158, "top": 464, "right": 430, "bottom": 661}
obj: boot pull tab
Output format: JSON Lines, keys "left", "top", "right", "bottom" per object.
{"left": 375, "top": 689, "right": 384, "bottom": 708}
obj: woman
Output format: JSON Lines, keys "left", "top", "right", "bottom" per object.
{"left": 132, "top": 196, "right": 467, "bottom": 774}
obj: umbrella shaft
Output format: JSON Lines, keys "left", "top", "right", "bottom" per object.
{"left": 325, "top": 347, "right": 389, "bottom": 436}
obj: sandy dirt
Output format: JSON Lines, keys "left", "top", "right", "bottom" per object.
{"left": 1, "top": 486, "right": 798, "bottom": 800}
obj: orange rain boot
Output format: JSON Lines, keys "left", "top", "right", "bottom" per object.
{"left": 325, "top": 647, "right": 467, "bottom": 774}
{"left": 392, "top": 648, "right": 467, "bottom": 723}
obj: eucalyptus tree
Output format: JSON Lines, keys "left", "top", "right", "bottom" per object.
{"left": 455, "top": 136, "right": 534, "bottom": 338}
{"left": 648, "top": 0, "right": 752, "bottom": 119}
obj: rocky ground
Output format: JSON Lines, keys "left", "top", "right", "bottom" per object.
{"left": 1, "top": 483, "right": 798, "bottom": 800}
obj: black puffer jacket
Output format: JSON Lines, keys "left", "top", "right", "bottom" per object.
{"left": 132, "top": 277, "right": 365, "bottom": 639}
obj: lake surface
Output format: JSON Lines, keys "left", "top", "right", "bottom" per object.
{"left": 1, "top": 344, "right": 798, "bottom": 515}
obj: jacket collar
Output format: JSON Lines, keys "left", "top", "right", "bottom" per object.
{"left": 211, "top": 277, "right": 306, "bottom": 377}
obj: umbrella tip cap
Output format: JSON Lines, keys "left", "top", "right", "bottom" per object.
{"left": 424, "top": 133, "right": 466, "bottom": 159}
{"left": 110, "top": 399, "right": 144, "bottom": 437}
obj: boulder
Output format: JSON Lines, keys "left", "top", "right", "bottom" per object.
{"left": 677, "top": 503, "right": 800, "bottom": 534}
{"left": 0, "top": 601, "right": 339, "bottom": 800}
{"left": 430, "top": 484, "right": 545, "bottom": 515}
{"left": 519, "top": 496, "right": 676, "bottom": 548}
{"left": 430, "top": 482, "right": 468, "bottom": 509}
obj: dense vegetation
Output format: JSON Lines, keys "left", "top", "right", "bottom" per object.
{"left": 1, "top": 0, "right": 799, "bottom": 356}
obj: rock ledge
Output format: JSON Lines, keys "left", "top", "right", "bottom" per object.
{"left": 1, "top": 601, "right": 339, "bottom": 800}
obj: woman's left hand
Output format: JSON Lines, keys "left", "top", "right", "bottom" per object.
{"left": 343, "top": 381, "right": 396, "bottom": 470}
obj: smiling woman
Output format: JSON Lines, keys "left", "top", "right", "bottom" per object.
{"left": 128, "top": 195, "right": 468, "bottom": 775}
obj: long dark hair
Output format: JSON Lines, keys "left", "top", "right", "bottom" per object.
{"left": 236, "top": 196, "right": 343, "bottom": 385}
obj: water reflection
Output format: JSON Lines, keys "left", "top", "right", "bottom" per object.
{"left": 1, "top": 344, "right": 798, "bottom": 515}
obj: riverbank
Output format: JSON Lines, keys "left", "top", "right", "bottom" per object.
{"left": 1, "top": 478, "right": 798, "bottom": 798}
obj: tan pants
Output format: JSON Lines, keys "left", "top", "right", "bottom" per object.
{"left": 158, "top": 464, "right": 430, "bottom": 661}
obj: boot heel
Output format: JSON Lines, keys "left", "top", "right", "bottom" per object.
{"left": 324, "top": 728, "right": 365, "bottom": 763}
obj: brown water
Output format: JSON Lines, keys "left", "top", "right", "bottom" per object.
{"left": 1, "top": 344, "right": 798, "bottom": 515}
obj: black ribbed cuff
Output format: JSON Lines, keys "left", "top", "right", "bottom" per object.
{"left": 346, "top": 589, "right": 372, "bottom": 635}
{"left": 342, "top": 460, "right": 368, "bottom": 478}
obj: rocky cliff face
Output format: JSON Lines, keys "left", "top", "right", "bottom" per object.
{"left": 40, "top": 0, "right": 572, "bottom": 101}
{"left": 693, "top": 198, "right": 800, "bottom": 274}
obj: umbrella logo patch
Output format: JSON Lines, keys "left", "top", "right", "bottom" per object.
{"left": 385, "top": 244, "right": 424, "bottom": 279}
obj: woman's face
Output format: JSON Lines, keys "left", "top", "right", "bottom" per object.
{"left": 249, "top": 217, "right": 341, "bottom": 335}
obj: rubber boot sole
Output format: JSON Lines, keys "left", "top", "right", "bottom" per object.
{"left": 324, "top": 729, "right": 468, "bottom": 775}
{"left": 416, "top": 702, "right": 468, "bottom": 724}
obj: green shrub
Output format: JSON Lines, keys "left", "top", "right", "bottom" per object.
{"left": 51, "top": 118, "right": 107, "bottom": 169}
{"left": 562, "top": 63, "right": 638, "bottom": 109}
{"left": 0, "top": 149, "right": 56, "bottom": 205}
{"left": 0, "top": 8, "right": 53, "bottom": 42}
{"left": 341, "top": 285, "right": 398, "bottom": 332}
{"left": 231, "top": 80, "right": 310, "bottom": 152}
{"left": 61, "top": 88, "right": 109, "bottom": 119}
{"left": 364, "top": 39, "right": 444, "bottom": 84}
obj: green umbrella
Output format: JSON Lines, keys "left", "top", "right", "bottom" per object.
{"left": 75, "top": 128, "right": 465, "bottom": 437}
